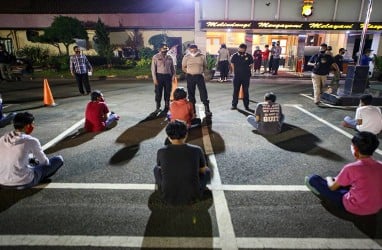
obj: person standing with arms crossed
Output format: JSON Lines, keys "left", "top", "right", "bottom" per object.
{"left": 230, "top": 43, "right": 253, "bottom": 111}
{"left": 151, "top": 43, "right": 175, "bottom": 112}
{"left": 182, "top": 44, "right": 212, "bottom": 117}
{"left": 70, "top": 46, "right": 93, "bottom": 95}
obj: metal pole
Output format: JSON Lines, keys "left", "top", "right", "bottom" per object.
{"left": 357, "top": 0, "right": 373, "bottom": 65}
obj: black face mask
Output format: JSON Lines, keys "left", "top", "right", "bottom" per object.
{"left": 320, "top": 50, "right": 326, "bottom": 54}
{"left": 161, "top": 51, "right": 167, "bottom": 55}
{"left": 239, "top": 51, "right": 245, "bottom": 55}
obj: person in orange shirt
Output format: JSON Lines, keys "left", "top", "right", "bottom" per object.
{"left": 168, "top": 87, "right": 201, "bottom": 129}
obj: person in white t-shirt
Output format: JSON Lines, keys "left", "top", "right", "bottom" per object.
{"left": 0, "top": 112, "right": 64, "bottom": 189}
{"left": 341, "top": 94, "right": 382, "bottom": 135}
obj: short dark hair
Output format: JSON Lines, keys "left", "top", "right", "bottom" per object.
{"left": 173, "top": 87, "right": 187, "bottom": 100}
{"left": 166, "top": 120, "right": 188, "bottom": 140}
{"left": 73, "top": 46, "right": 79, "bottom": 51}
{"left": 320, "top": 43, "right": 328, "bottom": 48}
{"left": 91, "top": 90, "right": 102, "bottom": 101}
{"left": 264, "top": 92, "right": 276, "bottom": 102}
{"left": 360, "top": 94, "right": 373, "bottom": 105}
{"left": 189, "top": 44, "right": 198, "bottom": 49}
{"left": 13, "top": 112, "right": 34, "bottom": 130}
{"left": 352, "top": 131, "right": 379, "bottom": 156}
{"left": 221, "top": 44, "right": 227, "bottom": 49}
{"left": 239, "top": 43, "right": 247, "bottom": 49}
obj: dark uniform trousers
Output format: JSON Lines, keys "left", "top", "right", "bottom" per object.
{"left": 75, "top": 73, "right": 91, "bottom": 94}
{"left": 155, "top": 73, "right": 172, "bottom": 109}
{"left": 232, "top": 75, "right": 250, "bottom": 108}
{"left": 186, "top": 74, "right": 210, "bottom": 107}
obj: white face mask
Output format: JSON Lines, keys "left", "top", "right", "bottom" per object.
{"left": 350, "top": 144, "right": 356, "bottom": 157}
{"left": 190, "top": 53, "right": 196, "bottom": 57}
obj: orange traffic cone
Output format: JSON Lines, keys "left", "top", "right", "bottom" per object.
{"left": 170, "top": 76, "right": 178, "bottom": 101}
{"left": 238, "top": 85, "right": 244, "bottom": 99}
{"left": 43, "top": 79, "right": 56, "bottom": 106}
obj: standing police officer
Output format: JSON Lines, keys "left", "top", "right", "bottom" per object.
{"left": 230, "top": 43, "right": 254, "bottom": 111}
{"left": 182, "top": 44, "right": 212, "bottom": 117}
{"left": 151, "top": 43, "right": 175, "bottom": 112}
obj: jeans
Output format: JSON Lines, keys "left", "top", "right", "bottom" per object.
{"left": 0, "top": 112, "right": 16, "bottom": 128}
{"left": 307, "top": 174, "right": 348, "bottom": 211}
{"left": 75, "top": 73, "right": 91, "bottom": 94}
{"left": 105, "top": 113, "right": 119, "bottom": 129}
{"left": 343, "top": 116, "right": 357, "bottom": 129}
{"left": 1, "top": 156, "right": 64, "bottom": 189}
{"left": 153, "top": 165, "right": 211, "bottom": 195}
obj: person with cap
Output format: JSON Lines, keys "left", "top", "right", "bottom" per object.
{"left": 230, "top": 43, "right": 254, "bottom": 111}
{"left": 308, "top": 43, "right": 339, "bottom": 105}
{"left": 181, "top": 44, "right": 212, "bottom": 117}
{"left": 151, "top": 43, "right": 176, "bottom": 112}
{"left": 334, "top": 48, "right": 347, "bottom": 72}
{"left": 0, "top": 112, "right": 64, "bottom": 189}
{"left": 84, "top": 90, "right": 120, "bottom": 132}
{"left": 360, "top": 49, "right": 374, "bottom": 66}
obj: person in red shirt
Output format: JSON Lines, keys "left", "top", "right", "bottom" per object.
{"left": 168, "top": 87, "right": 201, "bottom": 129}
{"left": 84, "top": 90, "right": 120, "bottom": 132}
{"left": 261, "top": 44, "right": 270, "bottom": 74}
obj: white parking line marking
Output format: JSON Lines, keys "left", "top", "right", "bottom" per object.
{"left": 294, "top": 105, "right": 382, "bottom": 156}
{"left": 42, "top": 119, "right": 85, "bottom": 151}
{"left": 34, "top": 182, "right": 310, "bottom": 191}
{"left": 198, "top": 104, "right": 238, "bottom": 250}
{"left": 1, "top": 235, "right": 380, "bottom": 249}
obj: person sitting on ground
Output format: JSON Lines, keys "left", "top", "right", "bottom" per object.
{"left": 341, "top": 94, "right": 382, "bottom": 135}
{"left": 84, "top": 90, "right": 120, "bottom": 132}
{"left": 168, "top": 87, "right": 201, "bottom": 129}
{"left": 247, "top": 92, "right": 284, "bottom": 135}
{"left": 0, "top": 112, "right": 64, "bottom": 189}
{"left": 0, "top": 93, "right": 16, "bottom": 128}
{"left": 305, "top": 131, "right": 382, "bottom": 216}
{"left": 154, "top": 121, "right": 211, "bottom": 205}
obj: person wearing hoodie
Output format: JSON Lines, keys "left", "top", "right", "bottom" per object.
{"left": 0, "top": 93, "right": 16, "bottom": 128}
{"left": 0, "top": 112, "right": 64, "bottom": 189}
{"left": 182, "top": 44, "right": 212, "bottom": 117}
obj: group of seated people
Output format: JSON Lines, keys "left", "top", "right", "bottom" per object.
{"left": 0, "top": 89, "right": 382, "bottom": 217}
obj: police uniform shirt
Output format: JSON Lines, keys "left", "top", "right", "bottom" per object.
{"left": 230, "top": 52, "right": 254, "bottom": 77}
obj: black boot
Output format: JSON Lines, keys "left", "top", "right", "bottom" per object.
{"left": 204, "top": 103, "right": 212, "bottom": 117}
{"left": 164, "top": 101, "right": 170, "bottom": 112}
{"left": 155, "top": 102, "right": 161, "bottom": 112}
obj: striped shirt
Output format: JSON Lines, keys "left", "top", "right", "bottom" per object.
{"left": 70, "top": 54, "right": 92, "bottom": 74}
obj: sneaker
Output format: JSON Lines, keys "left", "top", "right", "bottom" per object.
{"left": 304, "top": 176, "right": 320, "bottom": 195}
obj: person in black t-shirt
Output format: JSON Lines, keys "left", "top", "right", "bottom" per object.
{"left": 230, "top": 43, "right": 254, "bottom": 111}
{"left": 154, "top": 121, "right": 211, "bottom": 205}
{"left": 308, "top": 43, "right": 339, "bottom": 105}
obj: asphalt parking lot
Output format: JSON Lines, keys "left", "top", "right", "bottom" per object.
{"left": 0, "top": 77, "right": 381, "bottom": 249}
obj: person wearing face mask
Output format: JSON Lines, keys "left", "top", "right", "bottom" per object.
{"left": 181, "top": 44, "right": 212, "bottom": 117}
{"left": 151, "top": 43, "right": 176, "bottom": 112}
{"left": 0, "top": 112, "right": 64, "bottom": 189}
{"left": 308, "top": 43, "right": 339, "bottom": 105}
{"left": 230, "top": 43, "right": 254, "bottom": 111}
{"left": 70, "top": 46, "right": 93, "bottom": 95}
{"left": 329, "top": 48, "right": 346, "bottom": 94}
{"left": 84, "top": 90, "right": 120, "bottom": 132}
{"left": 334, "top": 48, "right": 346, "bottom": 72}
{"left": 305, "top": 131, "right": 382, "bottom": 216}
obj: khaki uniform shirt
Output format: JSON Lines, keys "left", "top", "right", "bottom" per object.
{"left": 151, "top": 53, "right": 175, "bottom": 83}
{"left": 182, "top": 53, "right": 207, "bottom": 75}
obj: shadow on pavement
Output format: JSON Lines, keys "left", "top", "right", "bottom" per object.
{"left": 0, "top": 188, "right": 42, "bottom": 212}
{"left": 186, "top": 126, "right": 225, "bottom": 156}
{"left": 109, "top": 111, "right": 167, "bottom": 166}
{"left": 252, "top": 123, "right": 345, "bottom": 161}
{"left": 142, "top": 190, "right": 213, "bottom": 248}
{"left": 45, "top": 128, "right": 97, "bottom": 154}
{"left": 321, "top": 200, "right": 382, "bottom": 239}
